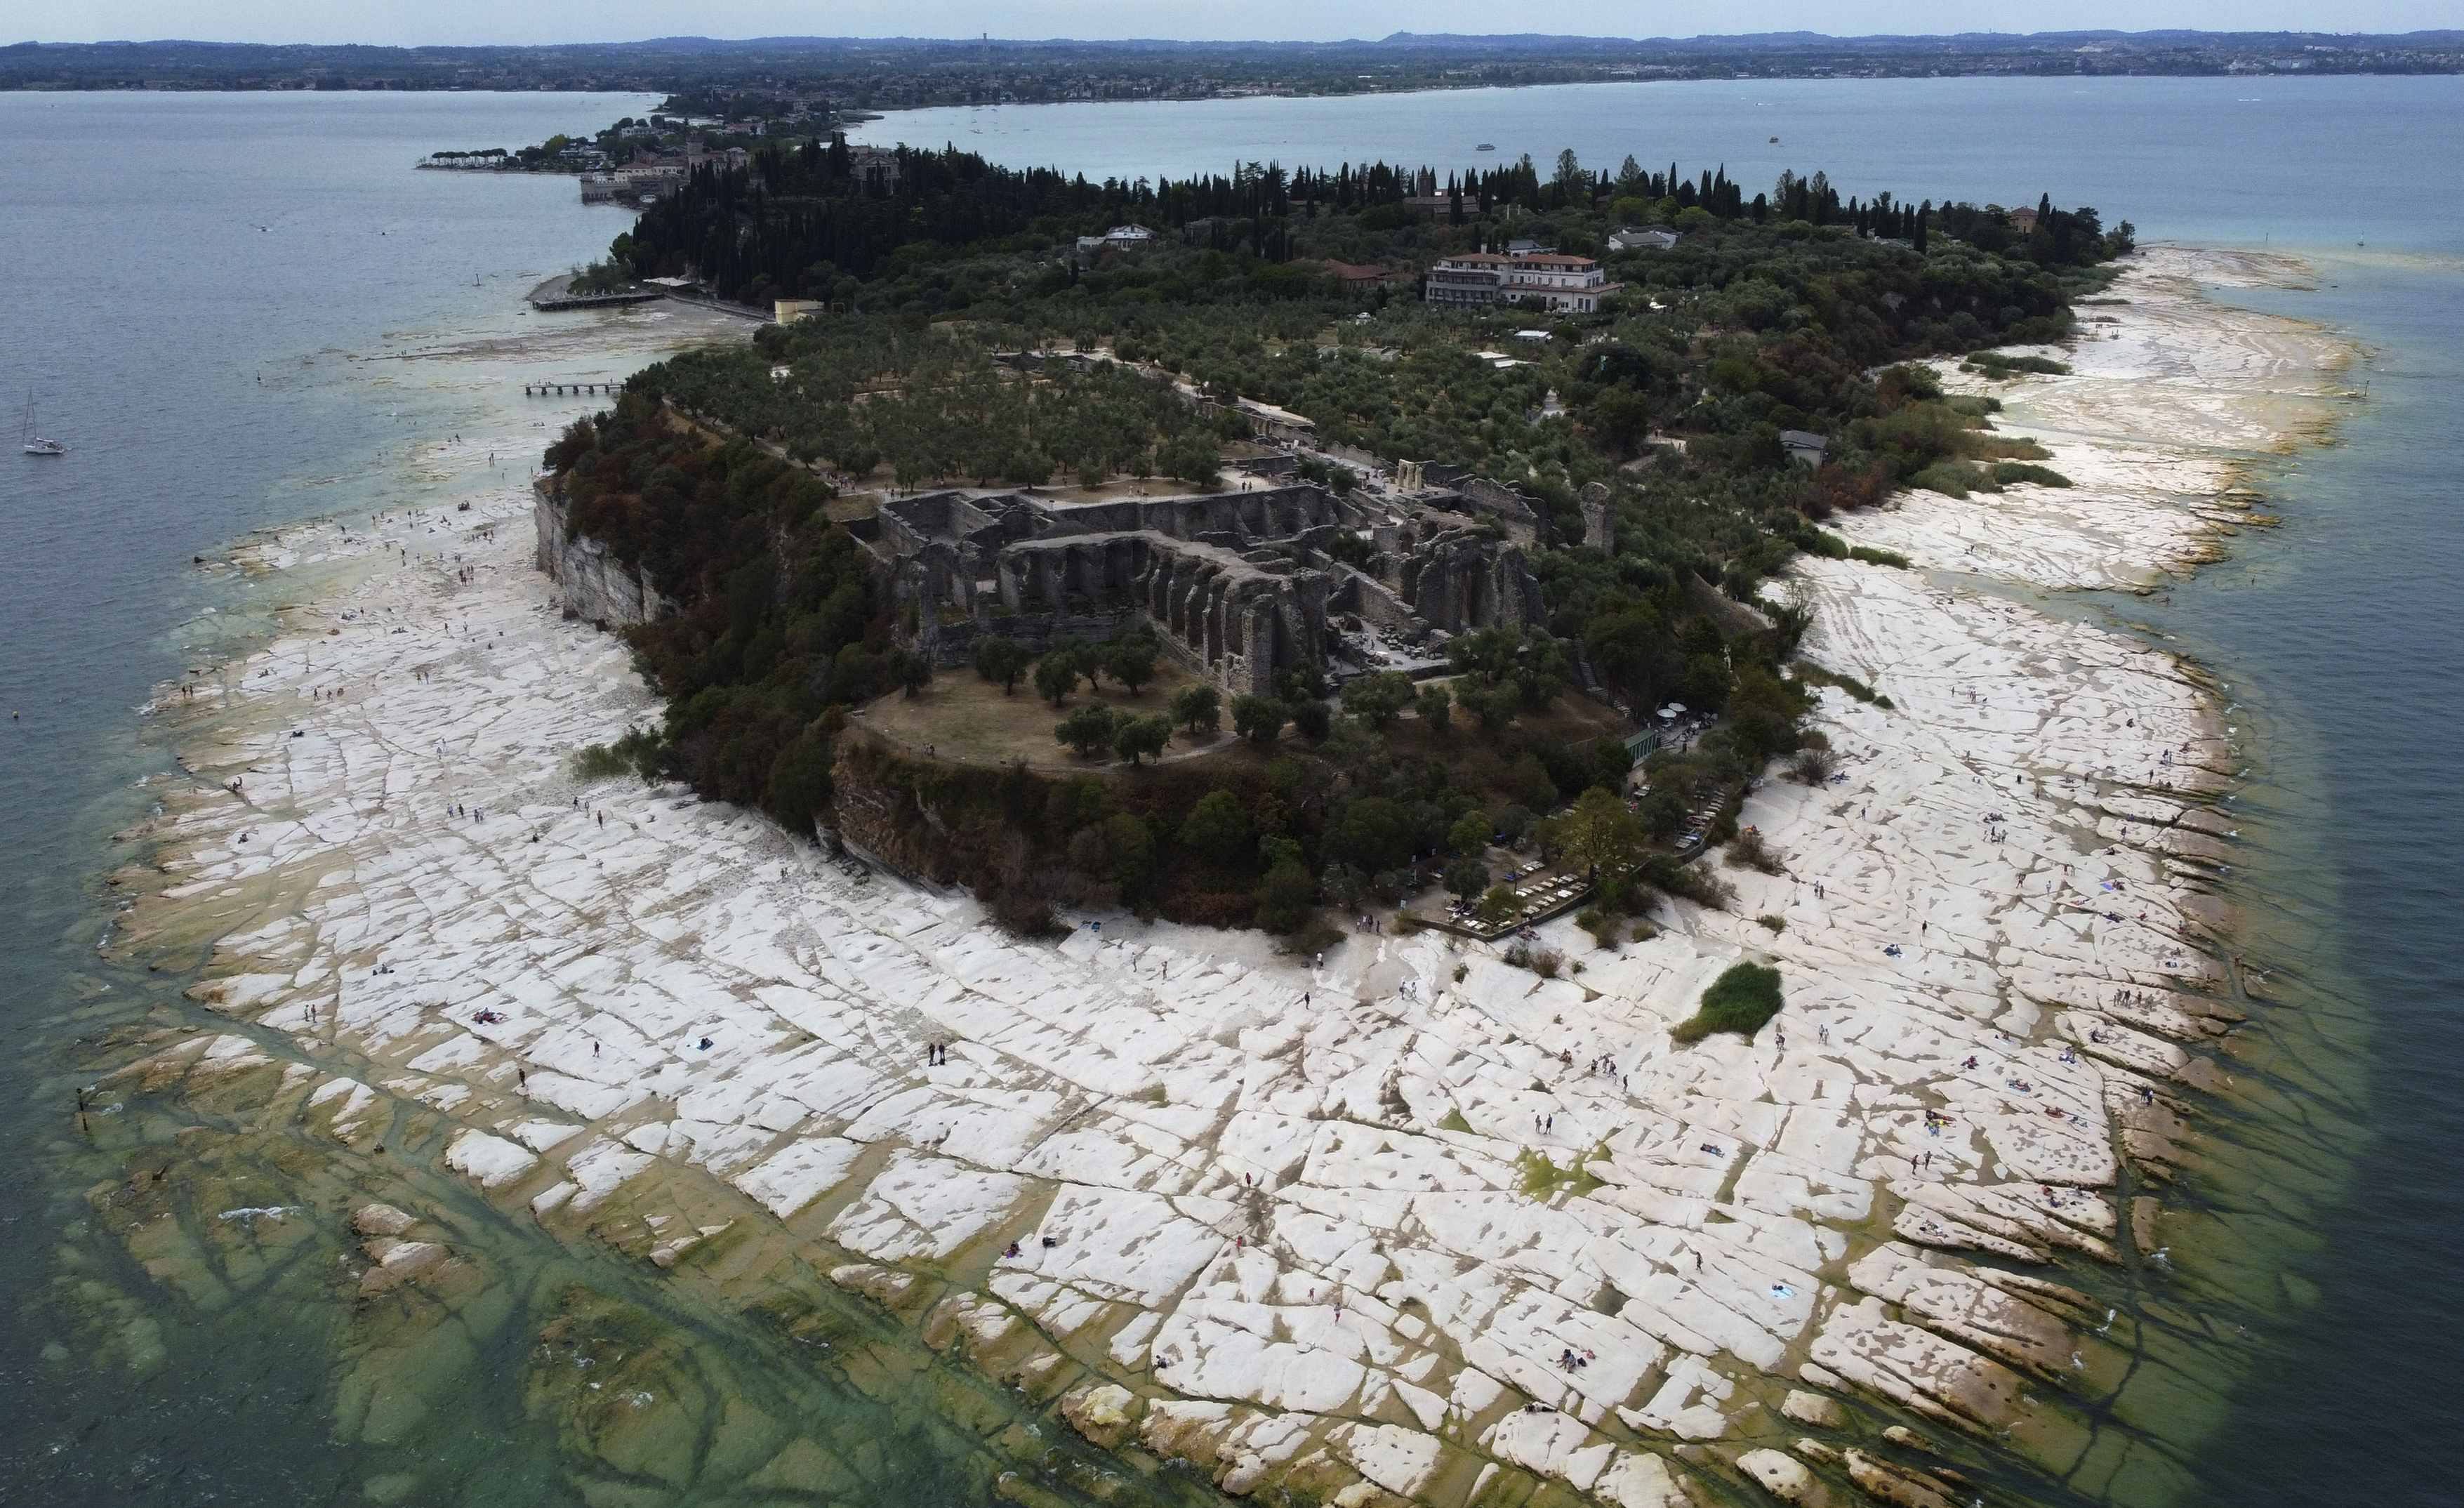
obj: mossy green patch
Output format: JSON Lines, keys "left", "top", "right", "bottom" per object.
{"left": 1671, "top": 962, "right": 1784, "bottom": 1044}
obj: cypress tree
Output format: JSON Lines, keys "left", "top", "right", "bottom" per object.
{"left": 1914, "top": 200, "right": 1930, "bottom": 253}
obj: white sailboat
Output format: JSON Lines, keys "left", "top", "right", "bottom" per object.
{"left": 21, "top": 392, "right": 64, "bottom": 456}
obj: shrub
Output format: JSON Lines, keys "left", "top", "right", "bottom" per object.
{"left": 570, "top": 743, "right": 631, "bottom": 779}
{"left": 1791, "top": 747, "right": 1839, "bottom": 784}
{"left": 1253, "top": 859, "right": 1315, "bottom": 933}
{"left": 1105, "top": 637, "right": 1159, "bottom": 694}
{"left": 1415, "top": 681, "right": 1452, "bottom": 733}
{"left": 885, "top": 646, "right": 933, "bottom": 697}
{"left": 1344, "top": 670, "right": 1415, "bottom": 731}
{"left": 1179, "top": 790, "right": 1252, "bottom": 861}
{"left": 1966, "top": 351, "right": 2072, "bottom": 377}
{"left": 1528, "top": 948, "right": 1563, "bottom": 979}
{"left": 1756, "top": 913, "right": 1787, "bottom": 933}
{"left": 1577, "top": 906, "right": 1622, "bottom": 949}
{"left": 1033, "top": 652, "right": 1084, "bottom": 707}
{"left": 1113, "top": 713, "right": 1173, "bottom": 766}
{"left": 1670, "top": 962, "right": 1784, "bottom": 1043}
{"left": 1911, "top": 462, "right": 1977, "bottom": 498}
{"left": 975, "top": 635, "right": 1031, "bottom": 693}
{"left": 1170, "top": 682, "right": 1221, "bottom": 736}
{"left": 1231, "top": 694, "right": 1284, "bottom": 747}
{"left": 1645, "top": 854, "right": 1736, "bottom": 910}
{"left": 1055, "top": 703, "right": 1119, "bottom": 758}
{"left": 1287, "top": 698, "right": 1332, "bottom": 742}
{"left": 1726, "top": 827, "right": 1785, "bottom": 875}
{"left": 1991, "top": 461, "right": 2072, "bottom": 488}
{"left": 1479, "top": 882, "right": 1522, "bottom": 927}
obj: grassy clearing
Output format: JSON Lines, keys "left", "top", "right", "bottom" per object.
{"left": 1670, "top": 962, "right": 1784, "bottom": 1044}
{"left": 1516, "top": 1146, "right": 1608, "bottom": 1201}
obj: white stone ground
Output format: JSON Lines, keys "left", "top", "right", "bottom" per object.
{"left": 129, "top": 248, "right": 2347, "bottom": 1504}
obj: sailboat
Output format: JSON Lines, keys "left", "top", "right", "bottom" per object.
{"left": 21, "top": 392, "right": 64, "bottom": 456}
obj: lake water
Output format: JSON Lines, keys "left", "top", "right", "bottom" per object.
{"left": 4, "top": 79, "right": 2460, "bottom": 1507}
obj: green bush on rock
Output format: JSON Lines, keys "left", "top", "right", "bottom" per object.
{"left": 1671, "top": 962, "right": 1784, "bottom": 1044}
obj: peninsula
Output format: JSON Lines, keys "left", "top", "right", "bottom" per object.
{"left": 90, "top": 135, "right": 2350, "bottom": 1508}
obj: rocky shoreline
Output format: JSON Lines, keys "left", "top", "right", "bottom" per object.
{"left": 97, "top": 246, "right": 2352, "bottom": 1507}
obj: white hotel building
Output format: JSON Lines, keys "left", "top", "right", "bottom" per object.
{"left": 1423, "top": 251, "right": 1620, "bottom": 314}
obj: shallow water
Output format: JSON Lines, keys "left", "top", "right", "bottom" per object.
{"left": 2, "top": 84, "right": 2460, "bottom": 1507}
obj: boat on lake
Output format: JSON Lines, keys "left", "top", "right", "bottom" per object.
{"left": 20, "top": 392, "right": 64, "bottom": 456}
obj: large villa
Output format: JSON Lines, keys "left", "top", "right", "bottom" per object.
{"left": 1422, "top": 248, "right": 1620, "bottom": 313}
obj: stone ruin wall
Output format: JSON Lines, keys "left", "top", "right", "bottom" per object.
{"left": 883, "top": 482, "right": 1549, "bottom": 697}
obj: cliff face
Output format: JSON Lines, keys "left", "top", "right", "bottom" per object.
{"left": 532, "top": 483, "right": 672, "bottom": 627}
{"left": 827, "top": 731, "right": 1058, "bottom": 928}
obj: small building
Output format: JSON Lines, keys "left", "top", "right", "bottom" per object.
{"left": 1608, "top": 227, "right": 1679, "bottom": 251}
{"left": 1780, "top": 430, "right": 1829, "bottom": 465}
{"left": 2008, "top": 206, "right": 2039, "bottom": 232}
{"left": 774, "top": 299, "right": 825, "bottom": 324}
{"left": 1075, "top": 225, "right": 1156, "bottom": 254}
{"left": 1302, "top": 259, "right": 1404, "bottom": 295}
{"left": 845, "top": 144, "right": 902, "bottom": 187}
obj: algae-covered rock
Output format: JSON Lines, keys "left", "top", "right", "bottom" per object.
{"left": 1845, "top": 1449, "right": 1958, "bottom": 1508}
{"left": 1738, "top": 1448, "right": 1824, "bottom": 1505}
{"left": 353, "top": 1203, "right": 417, "bottom": 1237}
{"left": 828, "top": 1262, "right": 915, "bottom": 1307}
{"left": 1781, "top": 1390, "right": 1843, "bottom": 1428}
{"left": 1061, "top": 1382, "right": 1139, "bottom": 1450}
{"left": 1596, "top": 1450, "right": 1689, "bottom": 1508}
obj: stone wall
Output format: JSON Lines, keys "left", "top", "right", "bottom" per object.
{"left": 897, "top": 527, "right": 1331, "bottom": 698}
{"left": 882, "top": 485, "right": 1353, "bottom": 697}
{"left": 1391, "top": 529, "right": 1546, "bottom": 635}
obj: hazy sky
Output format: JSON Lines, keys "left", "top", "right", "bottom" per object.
{"left": 20, "top": 1, "right": 2463, "bottom": 46}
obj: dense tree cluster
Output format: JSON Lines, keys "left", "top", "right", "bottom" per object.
{"left": 545, "top": 399, "right": 887, "bottom": 836}
{"left": 637, "top": 322, "right": 1245, "bottom": 489}
{"left": 553, "top": 142, "right": 2128, "bottom": 937}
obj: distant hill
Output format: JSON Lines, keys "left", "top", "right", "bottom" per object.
{"left": 6, "top": 29, "right": 2459, "bottom": 96}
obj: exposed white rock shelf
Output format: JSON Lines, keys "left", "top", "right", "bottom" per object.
{"left": 128, "top": 247, "right": 2341, "bottom": 1505}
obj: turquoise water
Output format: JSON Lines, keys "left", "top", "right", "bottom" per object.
{"left": 1, "top": 80, "right": 2460, "bottom": 1506}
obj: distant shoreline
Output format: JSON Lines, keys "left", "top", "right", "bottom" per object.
{"left": 9, "top": 29, "right": 2461, "bottom": 101}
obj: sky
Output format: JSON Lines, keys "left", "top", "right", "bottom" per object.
{"left": 17, "top": 1, "right": 2464, "bottom": 46}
